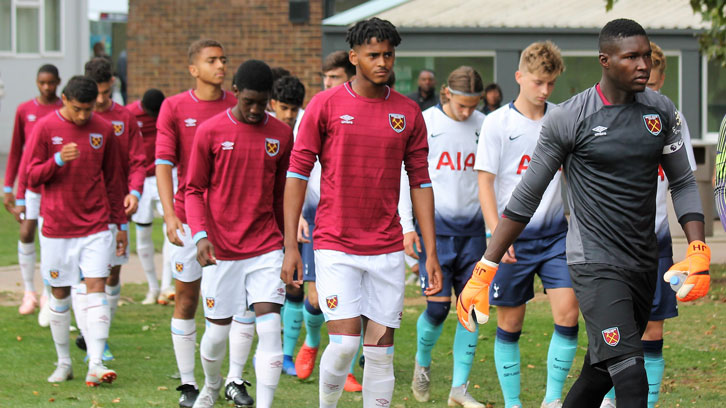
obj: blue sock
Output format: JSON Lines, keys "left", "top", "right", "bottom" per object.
{"left": 544, "top": 324, "right": 578, "bottom": 403}
{"left": 349, "top": 334, "right": 364, "bottom": 374}
{"left": 415, "top": 311, "right": 444, "bottom": 367}
{"left": 643, "top": 339, "right": 665, "bottom": 408}
{"left": 452, "top": 321, "right": 478, "bottom": 387}
{"left": 604, "top": 387, "right": 616, "bottom": 399}
{"left": 282, "top": 300, "right": 303, "bottom": 357}
{"left": 303, "top": 298, "right": 324, "bottom": 348}
{"left": 495, "top": 327, "right": 522, "bottom": 408}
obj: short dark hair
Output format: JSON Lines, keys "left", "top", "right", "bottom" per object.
{"left": 188, "top": 39, "right": 223, "bottom": 64}
{"left": 233, "top": 60, "right": 273, "bottom": 93}
{"left": 84, "top": 57, "right": 113, "bottom": 84}
{"left": 599, "top": 18, "right": 648, "bottom": 53}
{"left": 272, "top": 76, "right": 305, "bottom": 107}
{"left": 345, "top": 17, "right": 401, "bottom": 49}
{"left": 271, "top": 67, "right": 291, "bottom": 84}
{"left": 322, "top": 51, "right": 355, "bottom": 78}
{"left": 419, "top": 69, "right": 435, "bottom": 77}
{"left": 63, "top": 76, "right": 98, "bottom": 103}
{"left": 37, "top": 64, "right": 59, "bottom": 79}
{"left": 484, "top": 82, "right": 502, "bottom": 96}
{"left": 141, "top": 88, "right": 166, "bottom": 116}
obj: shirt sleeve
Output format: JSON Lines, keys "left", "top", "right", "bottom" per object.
{"left": 677, "top": 111, "right": 697, "bottom": 171}
{"left": 4, "top": 107, "right": 26, "bottom": 190}
{"left": 288, "top": 95, "right": 325, "bottom": 179}
{"left": 126, "top": 117, "right": 147, "bottom": 196}
{"left": 185, "top": 125, "right": 212, "bottom": 241}
{"left": 15, "top": 127, "right": 37, "bottom": 202}
{"left": 102, "top": 128, "right": 128, "bottom": 226}
{"left": 403, "top": 109, "right": 431, "bottom": 189}
{"left": 155, "top": 99, "right": 178, "bottom": 165}
{"left": 274, "top": 131, "right": 293, "bottom": 234}
{"left": 715, "top": 114, "right": 726, "bottom": 232}
{"left": 473, "top": 113, "right": 501, "bottom": 174}
{"left": 398, "top": 165, "right": 415, "bottom": 233}
{"left": 503, "top": 106, "right": 574, "bottom": 223}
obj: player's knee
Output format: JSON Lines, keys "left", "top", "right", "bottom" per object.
{"left": 606, "top": 353, "right": 648, "bottom": 404}
{"left": 174, "top": 294, "right": 198, "bottom": 318}
{"left": 423, "top": 300, "right": 450, "bottom": 326}
{"left": 18, "top": 227, "right": 35, "bottom": 243}
{"left": 306, "top": 290, "right": 320, "bottom": 309}
{"left": 642, "top": 320, "right": 664, "bottom": 340}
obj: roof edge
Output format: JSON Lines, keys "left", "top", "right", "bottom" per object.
{"left": 322, "top": 0, "right": 410, "bottom": 26}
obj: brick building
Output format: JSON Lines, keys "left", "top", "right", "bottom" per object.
{"left": 126, "top": 0, "right": 325, "bottom": 104}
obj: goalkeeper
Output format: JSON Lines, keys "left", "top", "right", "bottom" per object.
{"left": 458, "top": 19, "right": 709, "bottom": 408}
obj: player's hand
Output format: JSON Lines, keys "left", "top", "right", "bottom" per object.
{"left": 123, "top": 193, "right": 139, "bottom": 216}
{"left": 423, "top": 254, "right": 442, "bottom": 296}
{"left": 11, "top": 205, "right": 25, "bottom": 223}
{"left": 3, "top": 192, "right": 14, "bottom": 214}
{"left": 60, "top": 142, "right": 80, "bottom": 162}
{"left": 403, "top": 231, "right": 421, "bottom": 259}
{"left": 163, "top": 213, "right": 184, "bottom": 246}
{"left": 116, "top": 229, "right": 128, "bottom": 257}
{"left": 281, "top": 246, "right": 303, "bottom": 288}
{"left": 196, "top": 238, "right": 217, "bottom": 266}
{"left": 501, "top": 245, "right": 517, "bottom": 264}
{"left": 664, "top": 240, "right": 710, "bottom": 302}
{"left": 297, "top": 215, "right": 310, "bottom": 243}
{"left": 456, "top": 257, "right": 498, "bottom": 331}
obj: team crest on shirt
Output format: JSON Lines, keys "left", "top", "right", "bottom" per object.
{"left": 265, "top": 138, "right": 280, "bottom": 157}
{"left": 643, "top": 114, "right": 662, "bottom": 136}
{"left": 175, "top": 262, "right": 184, "bottom": 273}
{"left": 90, "top": 133, "right": 103, "bottom": 149}
{"left": 49, "top": 269, "right": 59, "bottom": 279}
{"left": 388, "top": 113, "right": 406, "bottom": 133}
{"left": 326, "top": 295, "right": 338, "bottom": 310}
{"left": 27, "top": 114, "right": 37, "bottom": 122}
{"left": 111, "top": 121, "right": 125, "bottom": 136}
{"left": 205, "top": 297, "right": 215, "bottom": 309}
{"left": 602, "top": 327, "right": 620, "bottom": 346}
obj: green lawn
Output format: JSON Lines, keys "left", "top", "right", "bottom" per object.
{"left": 1, "top": 266, "right": 725, "bottom": 407}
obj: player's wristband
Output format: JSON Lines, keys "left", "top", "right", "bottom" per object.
{"left": 155, "top": 159, "right": 174, "bottom": 166}
{"left": 3, "top": 186, "right": 11, "bottom": 193}
{"left": 15, "top": 199, "right": 25, "bottom": 206}
{"left": 119, "top": 223, "right": 129, "bottom": 231}
{"left": 54, "top": 152, "right": 65, "bottom": 167}
{"left": 193, "top": 231, "right": 208, "bottom": 245}
{"left": 131, "top": 190, "right": 141, "bottom": 200}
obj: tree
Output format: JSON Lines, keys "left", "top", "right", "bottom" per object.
{"left": 606, "top": 0, "right": 726, "bottom": 66}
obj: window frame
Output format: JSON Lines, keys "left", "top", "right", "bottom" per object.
{"left": 0, "top": 0, "right": 64, "bottom": 57}
{"left": 394, "top": 50, "right": 497, "bottom": 95}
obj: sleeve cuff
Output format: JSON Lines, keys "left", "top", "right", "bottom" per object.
{"left": 155, "top": 159, "right": 174, "bottom": 166}
{"left": 678, "top": 212, "right": 705, "bottom": 225}
{"left": 502, "top": 207, "right": 531, "bottom": 224}
{"left": 419, "top": 183, "right": 432, "bottom": 188}
{"left": 15, "top": 199, "right": 25, "bottom": 206}
{"left": 287, "top": 171, "right": 309, "bottom": 181}
{"left": 119, "top": 223, "right": 129, "bottom": 231}
{"left": 3, "top": 186, "right": 11, "bottom": 193}
{"left": 193, "top": 231, "right": 208, "bottom": 245}
{"left": 54, "top": 152, "right": 65, "bottom": 166}
{"left": 131, "top": 190, "right": 142, "bottom": 200}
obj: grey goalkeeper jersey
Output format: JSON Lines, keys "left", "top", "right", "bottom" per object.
{"left": 504, "top": 85, "right": 703, "bottom": 272}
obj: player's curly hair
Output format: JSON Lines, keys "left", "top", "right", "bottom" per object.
{"left": 599, "top": 18, "right": 648, "bottom": 53}
{"left": 440, "top": 66, "right": 483, "bottom": 104}
{"left": 346, "top": 17, "right": 401, "bottom": 49}
{"left": 38, "top": 64, "right": 59, "bottom": 79}
{"left": 63, "top": 75, "right": 98, "bottom": 103}
{"left": 141, "top": 89, "right": 165, "bottom": 117}
{"left": 519, "top": 41, "right": 565, "bottom": 76}
{"left": 650, "top": 41, "right": 666, "bottom": 74}
{"left": 84, "top": 57, "right": 113, "bottom": 84}
{"left": 272, "top": 76, "right": 305, "bottom": 107}
{"left": 233, "top": 60, "right": 273, "bottom": 93}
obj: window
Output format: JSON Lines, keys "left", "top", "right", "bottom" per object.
{"left": 394, "top": 55, "right": 495, "bottom": 96}
{"left": 1, "top": 0, "right": 62, "bottom": 55}
{"left": 706, "top": 59, "right": 726, "bottom": 134}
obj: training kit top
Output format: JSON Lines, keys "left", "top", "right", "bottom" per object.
{"left": 5, "top": 98, "right": 63, "bottom": 199}
{"left": 127, "top": 100, "right": 158, "bottom": 178}
{"left": 96, "top": 101, "right": 146, "bottom": 199}
{"left": 25, "top": 111, "right": 126, "bottom": 238}
{"left": 186, "top": 109, "right": 292, "bottom": 260}
{"left": 155, "top": 89, "right": 236, "bottom": 224}
{"left": 503, "top": 84, "right": 703, "bottom": 272}
{"left": 399, "top": 105, "right": 486, "bottom": 237}
{"left": 475, "top": 102, "right": 568, "bottom": 240}
{"left": 288, "top": 82, "right": 431, "bottom": 256}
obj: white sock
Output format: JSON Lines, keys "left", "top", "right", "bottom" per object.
{"left": 136, "top": 225, "right": 159, "bottom": 292}
{"left": 171, "top": 318, "right": 197, "bottom": 387}
{"left": 71, "top": 283, "right": 88, "bottom": 338}
{"left": 255, "top": 313, "right": 283, "bottom": 408}
{"left": 227, "top": 312, "right": 255, "bottom": 384}
{"left": 200, "top": 321, "right": 231, "bottom": 386}
{"left": 86, "top": 292, "right": 110, "bottom": 367}
{"left": 161, "top": 225, "right": 173, "bottom": 291}
{"left": 49, "top": 294, "right": 71, "bottom": 366}
{"left": 362, "top": 345, "right": 395, "bottom": 408}
{"left": 18, "top": 241, "right": 36, "bottom": 292}
{"left": 319, "top": 334, "right": 360, "bottom": 408}
{"left": 105, "top": 283, "right": 121, "bottom": 325}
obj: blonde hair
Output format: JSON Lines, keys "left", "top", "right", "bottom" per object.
{"left": 439, "top": 66, "right": 483, "bottom": 104}
{"left": 650, "top": 41, "right": 666, "bottom": 74}
{"left": 519, "top": 41, "right": 565, "bottom": 76}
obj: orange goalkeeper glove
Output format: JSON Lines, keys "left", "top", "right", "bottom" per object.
{"left": 457, "top": 257, "right": 498, "bottom": 332}
{"left": 663, "top": 240, "right": 710, "bottom": 302}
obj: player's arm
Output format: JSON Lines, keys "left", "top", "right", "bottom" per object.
{"left": 155, "top": 100, "right": 184, "bottom": 245}
{"left": 102, "top": 129, "right": 128, "bottom": 256}
{"left": 398, "top": 166, "right": 420, "bottom": 259}
{"left": 10, "top": 132, "right": 36, "bottom": 222}
{"left": 3, "top": 109, "right": 24, "bottom": 213}
{"left": 185, "top": 126, "right": 215, "bottom": 267}
{"left": 124, "top": 118, "right": 146, "bottom": 216}
{"left": 714, "top": 115, "right": 726, "bottom": 230}
{"left": 274, "top": 131, "right": 293, "bottom": 235}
